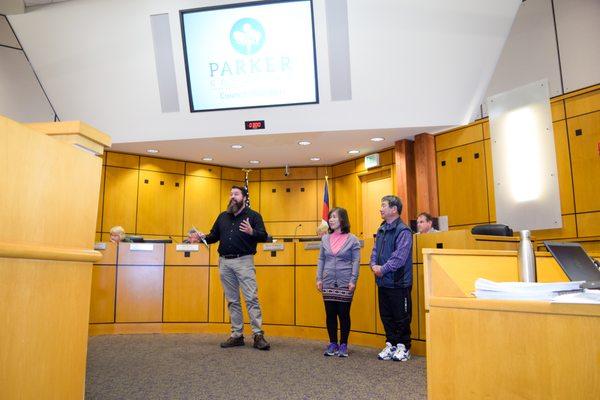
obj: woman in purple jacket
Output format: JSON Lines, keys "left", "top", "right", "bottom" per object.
{"left": 316, "top": 207, "right": 361, "bottom": 357}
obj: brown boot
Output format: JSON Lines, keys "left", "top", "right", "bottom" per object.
{"left": 253, "top": 334, "right": 270, "bottom": 350}
{"left": 220, "top": 335, "right": 244, "bottom": 348}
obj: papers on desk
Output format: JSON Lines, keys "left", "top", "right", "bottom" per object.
{"left": 474, "top": 278, "right": 584, "bottom": 301}
{"left": 552, "top": 290, "right": 600, "bottom": 304}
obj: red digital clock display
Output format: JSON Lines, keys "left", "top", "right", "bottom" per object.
{"left": 245, "top": 120, "right": 265, "bottom": 130}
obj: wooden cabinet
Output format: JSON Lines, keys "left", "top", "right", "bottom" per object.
{"left": 295, "top": 266, "right": 325, "bottom": 327}
{"left": 484, "top": 139, "right": 495, "bottom": 221}
{"left": 260, "top": 180, "right": 317, "bottom": 222}
{"left": 136, "top": 170, "right": 184, "bottom": 236}
{"left": 333, "top": 174, "right": 358, "bottom": 231}
{"left": 568, "top": 111, "right": 600, "bottom": 213}
{"left": 163, "top": 266, "right": 209, "bottom": 322}
{"left": 435, "top": 124, "right": 484, "bottom": 151}
{"left": 183, "top": 175, "right": 221, "bottom": 234}
{"left": 437, "top": 141, "right": 489, "bottom": 226}
{"left": 254, "top": 266, "right": 295, "bottom": 325}
{"left": 208, "top": 267, "right": 225, "bottom": 322}
{"left": 102, "top": 166, "right": 138, "bottom": 234}
{"left": 553, "top": 120, "right": 575, "bottom": 214}
{"left": 89, "top": 266, "right": 116, "bottom": 323}
{"left": 96, "top": 166, "right": 105, "bottom": 233}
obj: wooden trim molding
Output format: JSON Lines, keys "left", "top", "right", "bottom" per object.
{"left": 0, "top": 242, "right": 101, "bottom": 263}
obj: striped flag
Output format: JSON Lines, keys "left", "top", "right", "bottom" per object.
{"left": 244, "top": 172, "right": 251, "bottom": 208}
{"left": 317, "top": 177, "right": 330, "bottom": 234}
{"left": 322, "top": 178, "right": 330, "bottom": 224}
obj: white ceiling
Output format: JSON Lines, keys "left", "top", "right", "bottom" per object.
{"left": 112, "top": 125, "right": 446, "bottom": 168}
{"left": 8, "top": 0, "right": 521, "bottom": 167}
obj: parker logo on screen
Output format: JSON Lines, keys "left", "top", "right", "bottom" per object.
{"left": 181, "top": 0, "right": 319, "bottom": 112}
{"left": 230, "top": 18, "right": 265, "bottom": 55}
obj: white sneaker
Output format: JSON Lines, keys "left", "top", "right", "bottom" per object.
{"left": 392, "top": 343, "right": 411, "bottom": 362}
{"left": 377, "top": 342, "right": 396, "bottom": 360}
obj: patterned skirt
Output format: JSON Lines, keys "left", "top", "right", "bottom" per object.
{"left": 322, "top": 287, "right": 354, "bottom": 303}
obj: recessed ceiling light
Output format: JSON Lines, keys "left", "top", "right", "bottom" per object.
{"left": 371, "top": 137, "right": 385, "bottom": 142}
{"left": 146, "top": 149, "right": 159, "bottom": 154}
{"left": 202, "top": 157, "right": 213, "bottom": 161}
{"left": 310, "top": 157, "right": 321, "bottom": 161}
{"left": 298, "top": 140, "right": 311, "bottom": 146}
{"left": 249, "top": 160, "right": 260, "bottom": 164}
{"left": 348, "top": 150, "right": 360, "bottom": 154}
{"left": 231, "top": 144, "right": 243, "bottom": 149}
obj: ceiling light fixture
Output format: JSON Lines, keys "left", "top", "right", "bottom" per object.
{"left": 231, "top": 144, "right": 243, "bottom": 149}
{"left": 298, "top": 140, "right": 311, "bottom": 146}
{"left": 146, "top": 149, "right": 159, "bottom": 154}
{"left": 348, "top": 150, "right": 360, "bottom": 154}
{"left": 202, "top": 157, "right": 213, "bottom": 161}
{"left": 310, "top": 157, "right": 321, "bottom": 161}
{"left": 249, "top": 160, "right": 260, "bottom": 164}
{"left": 370, "top": 137, "right": 385, "bottom": 142}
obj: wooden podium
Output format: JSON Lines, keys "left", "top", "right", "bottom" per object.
{"left": 424, "top": 248, "right": 600, "bottom": 399}
{"left": 0, "top": 116, "right": 110, "bottom": 399}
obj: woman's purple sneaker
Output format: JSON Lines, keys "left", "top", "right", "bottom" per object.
{"left": 338, "top": 343, "right": 349, "bottom": 357}
{"left": 324, "top": 342, "right": 338, "bottom": 356}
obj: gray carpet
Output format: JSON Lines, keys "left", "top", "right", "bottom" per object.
{"left": 86, "top": 333, "right": 427, "bottom": 400}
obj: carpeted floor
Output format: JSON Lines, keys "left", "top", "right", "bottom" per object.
{"left": 86, "top": 333, "right": 427, "bottom": 400}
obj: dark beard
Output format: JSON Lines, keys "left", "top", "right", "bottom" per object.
{"left": 227, "top": 199, "right": 244, "bottom": 214}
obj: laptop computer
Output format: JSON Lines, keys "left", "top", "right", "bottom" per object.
{"left": 544, "top": 242, "right": 600, "bottom": 288}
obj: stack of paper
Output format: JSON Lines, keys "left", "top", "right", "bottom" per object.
{"left": 474, "top": 278, "right": 583, "bottom": 301}
{"left": 552, "top": 289, "right": 600, "bottom": 304}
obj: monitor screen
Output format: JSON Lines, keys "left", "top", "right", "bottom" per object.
{"left": 180, "top": 0, "right": 319, "bottom": 112}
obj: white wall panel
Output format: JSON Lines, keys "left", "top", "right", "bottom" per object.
{"left": 554, "top": 0, "right": 600, "bottom": 92}
{"left": 8, "top": 0, "right": 521, "bottom": 143}
{"left": 485, "top": 0, "right": 562, "bottom": 102}
{"left": 0, "top": 47, "right": 55, "bottom": 122}
{"left": 0, "top": 16, "right": 20, "bottom": 48}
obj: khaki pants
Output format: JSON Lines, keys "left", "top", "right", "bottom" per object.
{"left": 219, "top": 255, "right": 263, "bottom": 337}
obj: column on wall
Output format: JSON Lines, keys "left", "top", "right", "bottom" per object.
{"left": 414, "top": 133, "right": 439, "bottom": 217}
{"left": 394, "top": 139, "right": 416, "bottom": 223}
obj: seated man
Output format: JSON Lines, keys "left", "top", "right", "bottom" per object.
{"left": 184, "top": 228, "right": 200, "bottom": 243}
{"left": 416, "top": 212, "right": 438, "bottom": 234}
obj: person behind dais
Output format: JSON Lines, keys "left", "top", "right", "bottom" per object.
{"left": 109, "top": 226, "right": 126, "bottom": 243}
{"left": 416, "top": 212, "right": 438, "bottom": 234}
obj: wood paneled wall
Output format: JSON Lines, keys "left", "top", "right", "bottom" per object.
{"left": 330, "top": 149, "right": 396, "bottom": 238}
{"left": 434, "top": 85, "right": 600, "bottom": 246}
{"left": 96, "top": 155, "right": 333, "bottom": 240}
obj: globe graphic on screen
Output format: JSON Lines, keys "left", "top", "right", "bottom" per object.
{"left": 230, "top": 18, "right": 266, "bottom": 55}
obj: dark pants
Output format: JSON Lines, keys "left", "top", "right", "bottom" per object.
{"left": 378, "top": 286, "right": 412, "bottom": 349}
{"left": 324, "top": 301, "right": 352, "bottom": 344}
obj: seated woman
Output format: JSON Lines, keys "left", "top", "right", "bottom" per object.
{"left": 109, "top": 226, "right": 126, "bottom": 243}
{"left": 316, "top": 207, "right": 361, "bottom": 357}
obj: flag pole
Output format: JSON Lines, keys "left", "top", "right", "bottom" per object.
{"left": 241, "top": 168, "right": 251, "bottom": 208}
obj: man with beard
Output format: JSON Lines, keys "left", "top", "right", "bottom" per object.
{"left": 194, "top": 185, "right": 271, "bottom": 350}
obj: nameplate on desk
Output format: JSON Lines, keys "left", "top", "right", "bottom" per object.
{"left": 176, "top": 244, "right": 199, "bottom": 252}
{"left": 263, "top": 243, "right": 284, "bottom": 251}
{"left": 304, "top": 242, "right": 321, "bottom": 250}
{"left": 129, "top": 243, "right": 154, "bottom": 251}
{"left": 94, "top": 242, "right": 107, "bottom": 250}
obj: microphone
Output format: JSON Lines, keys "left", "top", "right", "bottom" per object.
{"left": 192, "top": 225, "right": 210, "bottom": 250}
{"left": 294, "top": 223, "right": 302, "bottom": 238}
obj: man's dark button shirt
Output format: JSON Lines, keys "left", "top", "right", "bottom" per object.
{"left": 204, "top": 207, "right": 268, "bottom": 256}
